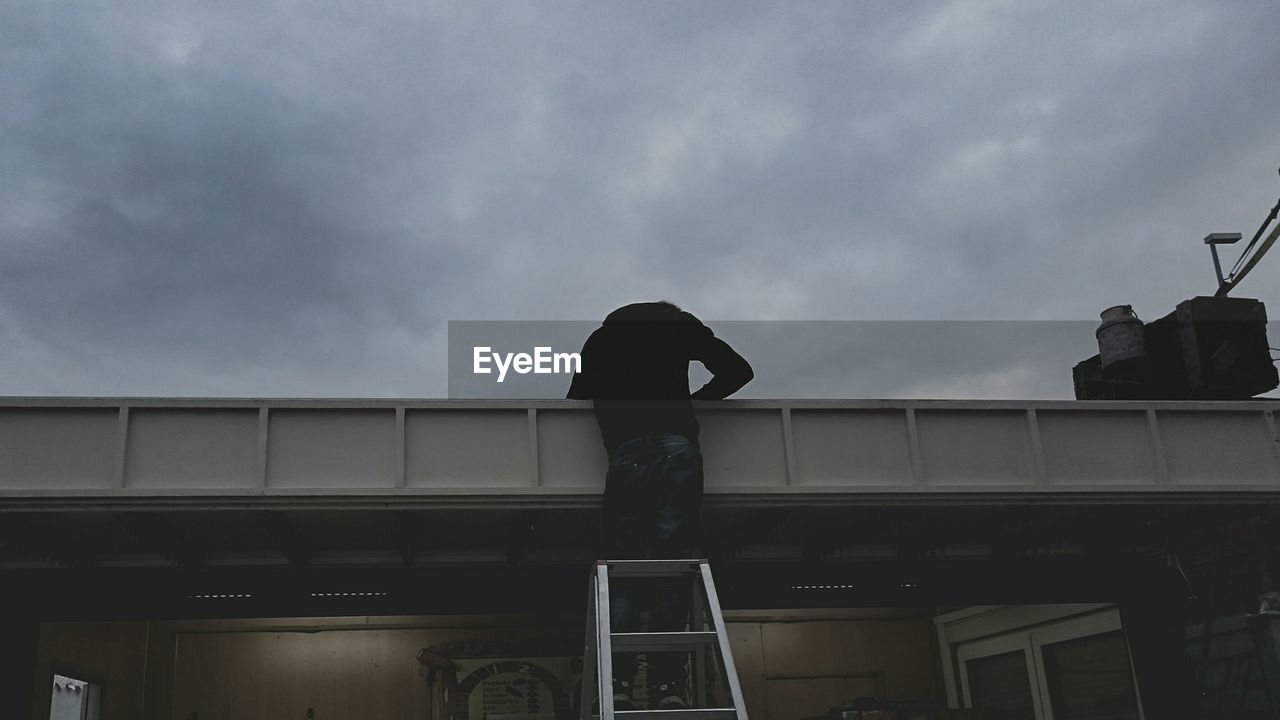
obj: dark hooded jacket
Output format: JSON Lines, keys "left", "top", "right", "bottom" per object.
{"left": 566, "top": 302, "right": 753, "bottom": 453}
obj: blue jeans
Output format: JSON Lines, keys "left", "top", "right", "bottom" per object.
{"left": 604, "top": 433, "right": 704, "bottom": 687}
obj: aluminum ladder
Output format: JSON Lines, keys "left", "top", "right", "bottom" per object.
{"left": 580, "top": 559, "right": 749, "bottom": 719}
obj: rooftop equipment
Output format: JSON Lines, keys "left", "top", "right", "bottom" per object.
{"left": 1074, "top": 168, "right": 1280, "bottom": 400}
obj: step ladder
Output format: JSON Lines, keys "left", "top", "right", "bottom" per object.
{"left": 580, "top": 559, "right": 749, "bottom": 719}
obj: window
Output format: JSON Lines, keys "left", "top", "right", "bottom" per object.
{"left": 937, "top": 604, "right": 1144, "bottom": 720}
{"left": 967, "top": 650, "right": 1037, "bottom": 720}
{"left": 50, "top": 673, "right": 101, "bottom": 720}
{"left": 1042, "top": 631, "right": 1139, "bottom": 720}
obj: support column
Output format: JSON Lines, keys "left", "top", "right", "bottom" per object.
{"left": 0, "top": 616, "right": 40, "bottom": 720}
{"left": 1119, "top": 563, "right": 1199, "bottom": 720}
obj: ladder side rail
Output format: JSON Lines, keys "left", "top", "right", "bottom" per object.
{"left": 596, "top": 564, "right": 616, "bottom": 719}
{"left": 698, "top": 562, "right": 749, "bottom": 720}
{"left": 580, "top": 573, "right": 599, "bottom": 720}
{"left": 691, "top": 570, "right": 708, "bottom": 708}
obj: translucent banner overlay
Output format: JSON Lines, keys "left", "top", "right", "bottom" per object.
{"left": 447, "top": 320, "right": 1280, "bottom": 400}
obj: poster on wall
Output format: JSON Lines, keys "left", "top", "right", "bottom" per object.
{"left": 450, "top": 657, "right": 581, "bottom": 719}
{"left": 419, "top": 641, "right": 663, "bottom": 719}
{"left": 419, "top": 643, "right": 594, "bottom": 720}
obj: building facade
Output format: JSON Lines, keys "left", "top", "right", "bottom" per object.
{"left": 2, "top": 398, "right": 1279, "bottom": 718}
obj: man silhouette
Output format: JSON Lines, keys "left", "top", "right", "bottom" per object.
{"left": 567, "top": 301, "right": 753, "bottom": 710}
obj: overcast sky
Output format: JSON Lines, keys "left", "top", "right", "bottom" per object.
{"left": 3, "top": 1, "right": 1279, "bottom": 398}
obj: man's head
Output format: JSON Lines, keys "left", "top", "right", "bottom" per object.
{"left": 604, "top": 301, "right": 684, "bottom": 323}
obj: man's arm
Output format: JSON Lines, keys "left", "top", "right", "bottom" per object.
{"left": 566, "top": 368, "right": 591, "bottom": 399}
{"left": 688, "top": 322, "right": 753, "bottom": 400}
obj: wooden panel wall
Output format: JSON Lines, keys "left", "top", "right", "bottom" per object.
{"left": 33, "top": 612, "right": 942, "bottom": 720}
{"left": 167, "top": 617, "right": 582, "bottom": 720}
{"left": 31, "top": 621, "right": 150, "bottom": 720}
{"left": 173, "top": 629, "right": 429, "bottom": 720}
{"left": 728, "top": 614, "right": 939, "bottom": 718}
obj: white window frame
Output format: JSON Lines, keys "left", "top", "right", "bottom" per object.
{"left": 956, "top": 631, "right": 1045, "bottom": 719}
{"left": 936, "top": 604, "right": 1145, "bottom": 720}
{"left": 1029, "top": 611, "right": 1145, "bottom": 720}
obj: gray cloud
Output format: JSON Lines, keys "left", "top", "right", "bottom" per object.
{"left": 2, "top": 1, "right": 1279, "bottom": 397}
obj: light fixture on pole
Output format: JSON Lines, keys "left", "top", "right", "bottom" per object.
{"left": 1203, "top": 232, "right": 1242, "bottom": 294}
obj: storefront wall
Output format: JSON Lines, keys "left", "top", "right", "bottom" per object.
{"left": 32, "top": 609, "right": 940, "bottom": 720}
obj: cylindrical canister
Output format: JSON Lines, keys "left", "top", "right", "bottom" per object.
{"left": 1096, "top": 305, "right": 1146, "bottom": 373}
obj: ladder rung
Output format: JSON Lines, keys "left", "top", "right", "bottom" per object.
{"left": 611, "top": 709, "right": 739, "bottom": 719}
{"left": 610, "top": 631, "right": 718, "bottom": 652}
{"left": 600, "top": 559, "right": 704, "bottom": 577}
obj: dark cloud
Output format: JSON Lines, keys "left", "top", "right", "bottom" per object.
{"left": 2, "top": 1, "right": 1279, "bottom": 397}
